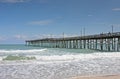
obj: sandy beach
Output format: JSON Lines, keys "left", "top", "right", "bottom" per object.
{"left": 70, "top": 75, "right": 120, "bottom": 79}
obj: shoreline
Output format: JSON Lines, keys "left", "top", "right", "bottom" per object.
{"left": 69, "top": 75, "right": 120, "bottom": 79}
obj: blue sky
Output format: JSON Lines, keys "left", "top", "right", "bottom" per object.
{"left": 0, "top": 0, "right": 120, "bottom": 44}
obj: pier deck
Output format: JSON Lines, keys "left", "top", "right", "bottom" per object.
{"left": 26, "top": 32, "right": 120, "bottom": 51}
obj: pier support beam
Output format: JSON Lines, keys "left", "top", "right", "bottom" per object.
{"left": 117, "top": 38, "right": 120, "bottom": 51}
{"left": 87, "top": 40, "right": 89, "bottom": 49}
{"left": 80, "top": 40, "right": 82, "bottom": 49}
{"left": 108, "top": 39, "right": 110, "bottom": 51}
{"left": 95, "top": 39, "right": 97, "bottom": 50}
{"left": 84, "top": 40, "right": 86, "bottom": 49}
{"left": 100, "top": 39, "right": 103, "bottom": 51}
{"left": 113, "top": 38, "right": 116, "bottom": 51}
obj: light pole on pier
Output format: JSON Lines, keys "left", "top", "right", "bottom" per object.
{"left": 50, "top": 34, "right": 53, "bottom": 38}
{"left": 83, "top": 27, "right": 85, "bottom": 36}
{"left": 80, "top": 27, "right": 85, "bottom": 37}
{"left": 63, "top": 32, "right": 64, "bottom": 38}
{"left": 81, "top": 29, "right": 82, "bottom": 36}
{"left": 111, "top": 25, "right": 113, "bottom": 33}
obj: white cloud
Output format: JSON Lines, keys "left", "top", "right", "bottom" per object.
{"left": 0, "top": 0, "right": 30, "bottom": 3}
{"left": 28, "top": 20, "right": 53, "bottom": 25}
{"left": 112, "top": 8, "right": 120, "bottom": 11}
{"left": 14, "top": 35, "right": 27, "bottom": 40}
{"left": 88, "top": 14, "right": 93, "bottom": 16}
{"left": 0, "top": 37, "right": 6, "bottom": 41}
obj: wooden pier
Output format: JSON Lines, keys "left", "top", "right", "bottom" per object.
{"left": 26, "top": 32, "right": 120, "bottom": 51}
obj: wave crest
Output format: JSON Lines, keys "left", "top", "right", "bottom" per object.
{"left": 0, "top": 49, "right": 47, "bottom": 53}
{"left": 35, "top": 52, "right": 120, "bottom": 61}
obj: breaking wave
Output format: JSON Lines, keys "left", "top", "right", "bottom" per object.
{"left": 0, "top": 49, "right": 47, "bottom": 53}
{"left": 0, "top": 48, "right": 120, "bottom": 62}
{"left": 34, "top": 52, "right": 120, "bottom": 61}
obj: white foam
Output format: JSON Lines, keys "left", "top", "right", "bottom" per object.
{"left": 0, "top": 51, "right": 120, "bottom": 79}
{"left": 0, "top": 49, "right": 47, "bottom": 53}
{"left": 34, "top": 52, "right": 120, "bottom": 61}
{"left": 0, "top": 48, "right": 120, "bottom": 62}
{"left": 1, "top": 53, "right": 120, "bottom": 79}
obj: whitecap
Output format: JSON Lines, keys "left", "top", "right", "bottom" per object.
{"left": 0, "top": 49, "right": 47, "bottom": 53}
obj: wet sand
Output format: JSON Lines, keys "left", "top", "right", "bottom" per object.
{"left": 70, "top": 75, "right": 120, "bottom": 79}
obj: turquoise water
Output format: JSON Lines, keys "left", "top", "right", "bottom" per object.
{"left": 0, "top": 44, "right": 41, "bottom": 50}
{"left": 0, "top": 44, "right": 120, "bottom": 79}
{"left": 0, "top": 44, "right": 97, "bottom": 57}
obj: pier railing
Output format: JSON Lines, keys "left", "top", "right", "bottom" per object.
{"left": 26, "top": 32, "right": 120, "bottom": 52}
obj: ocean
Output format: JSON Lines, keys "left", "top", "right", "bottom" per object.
{"left": 0, "top": 44, "right": 120, "bottom": 79}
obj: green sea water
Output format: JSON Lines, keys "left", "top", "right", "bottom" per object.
{"left": 0, "top": 44, "right": 98, "bottom": 58}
